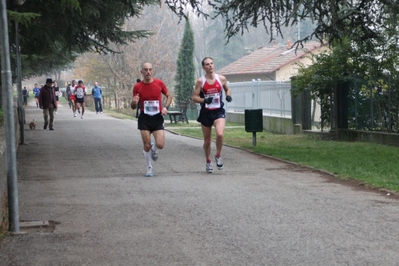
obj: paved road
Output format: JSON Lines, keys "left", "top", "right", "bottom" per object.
{"left": 1, "top": 102, "right": 399, "bottom": 266}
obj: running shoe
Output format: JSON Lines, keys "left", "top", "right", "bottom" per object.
{"left": 151, "top": 142, "right": 158, "bottom": 161}
{"left": 78, "top": 109, "right": 81, "bottom": 114}
{"left": 206, "top": 162, "right": 213, "bottom": 173}
{"left": 81, "top": 116, "right": 84, "bottom": 119}
{"left": 74, "top": 113, "right": 77, "bottom": 117}
{"left": 215, "top": 155, "right": 224, "bottom": 170}
{"left": 145, "top": 167, "right": 154, "bottom": 177}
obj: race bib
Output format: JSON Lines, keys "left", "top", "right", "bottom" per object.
{"left": 205, "top": 93, "right": 221, "bottom": 109}
{"left": 76, "top": 88, "right": 84, "bottom": 98}
{"left": 144, "top": 100, "right": 160, "bottom": 116}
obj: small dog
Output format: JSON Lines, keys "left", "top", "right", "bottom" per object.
{"left": 29, "top": 119, "right": 36, "bottom": 130}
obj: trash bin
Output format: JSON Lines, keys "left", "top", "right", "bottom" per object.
{"left": 245, "top": 109, "right": 263, "bottom": 132}
{"left": 245, "top": 109, "right": 263, "bottom": 146}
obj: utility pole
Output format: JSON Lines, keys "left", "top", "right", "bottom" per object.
{"left": 0, "top": 0, "right": 20, "bottom": 233}
{"left": 15, "top": 13, "right": 24, "bottom": 144}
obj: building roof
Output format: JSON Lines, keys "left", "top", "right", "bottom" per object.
{"left": 218, "top": 41, "right": 325, "bottom": 76}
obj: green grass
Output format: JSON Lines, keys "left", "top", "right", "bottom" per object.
{"left": 172, "top": 126, "right": 399, "bottom": 192}
{"left": 104, "top": 111, "right": 135, "bottom": 120}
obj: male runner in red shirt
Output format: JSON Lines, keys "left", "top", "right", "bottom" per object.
{"left": 130, "top": 62, "right": 173, "bottom": 177}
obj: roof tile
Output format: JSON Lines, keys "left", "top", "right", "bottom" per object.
{"left": 218, "top": 42, "right": 324, "bottom": 75}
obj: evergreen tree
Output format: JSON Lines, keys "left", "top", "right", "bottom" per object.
{"left": 174, "top": 17, "right": 195, "bottom": 103}
{"left": 5, "top": 0, "right": 158, "bottom": 81}
{"left": 1, "top": 0, "right": 159, "bottom": 108}
{"left": 168, "top": 0, "right": 399, "bottom": 52}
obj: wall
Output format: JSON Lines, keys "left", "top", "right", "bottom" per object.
{"left": 338, "top": 129, "right": 399, "bottom": 146}
{"left": 226, "top": 111, "right": 399, "bottom": 145}
{"left": 225, "top": 73, "right": 276, "bottom": 83}
{"left": 275, "top": 56, "right": 312, "bottom": 81}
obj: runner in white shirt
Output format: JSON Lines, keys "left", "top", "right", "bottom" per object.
{"left": 68, "top": 80, "right": 80, "bottom": 117}
{"left": 75, "top": 80, "right": 87, "bottom": 119}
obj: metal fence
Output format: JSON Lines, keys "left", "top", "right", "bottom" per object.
{"left": 221, "top": 77, "right": 399, "bottom": 134}
{"left": 343, "top": 77, "right": 399, "bottom": 133}
{"left": 225, "top": 80, "right": 292, "bottom": 118}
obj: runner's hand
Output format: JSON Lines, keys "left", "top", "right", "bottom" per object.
{"left": 226, "top": 95, "right": 232, "bottom": 102}
{"left": 204, "top": 97, "right": 213, "bottom": 104}
{"left": 131, "top": 94, "right": 140, "bottom": 109}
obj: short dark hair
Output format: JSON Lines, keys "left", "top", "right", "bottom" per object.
{"left": 136, "top": 79, "right": 141, "bottom": 83}
{"left": 201, "top": 57, "right": 213, "bottom": 66}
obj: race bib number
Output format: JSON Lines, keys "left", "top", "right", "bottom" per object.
{"left": 144, "top": 100, "right": 160, "bottom": 116}
{"left": 76, "top": 88, "right": 84, "bottom": 98}
{"left": 205, "top": 93, "right": 221, "bottom": 109}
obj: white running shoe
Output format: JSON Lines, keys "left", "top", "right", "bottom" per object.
{"left": 81, "top": 116, "right": 84, "bottom": 119}
{"left": 151, "top": 143, "right": 158, "bottom": 162}
{"left": 100, "top": 111, "right": 103, "bottom": 114}
{"left": 145, "top": 167, "right": 154, "bottom": 177}
{"left": 74, "top": 113, "right": 77, "bottom": 117}
{"left": 206, "top": 162, "right": 213, "bottom": 173}
{"left": 215, "top": 155, "right": 224, "bottom": 170}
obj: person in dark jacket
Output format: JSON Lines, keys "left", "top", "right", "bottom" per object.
{"left": 22, "top": 87, "right": 28, "bottom": 105}
{"left": 39, "top": 78, "right": 58, "bottom": 130}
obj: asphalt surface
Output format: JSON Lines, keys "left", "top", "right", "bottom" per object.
{"left": 0, "top": 101, "right": 399, "bottom": 266}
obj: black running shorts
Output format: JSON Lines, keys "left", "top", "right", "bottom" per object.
{"left": 197, "top": 108, "right": 226, "bottom": 127}
{"left": 138, "top": 113, "right": 165, "bottom": 132}
{"left": 76, "top": 97, "right": 84, "bottom": 103}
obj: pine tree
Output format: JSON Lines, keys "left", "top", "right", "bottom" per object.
{"left": 168, "top": 0, "right": 399, "bottom": 52}
{"left": 5, "top": 0, "right": 157, "bottom": 81}
{"left": 174, "top": 17, "right": 195, "bottom": 104}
